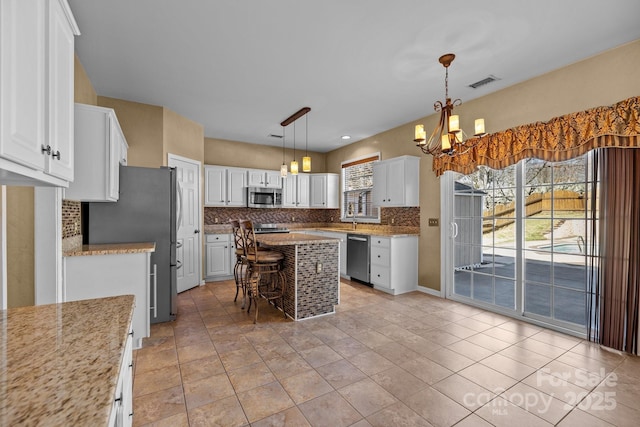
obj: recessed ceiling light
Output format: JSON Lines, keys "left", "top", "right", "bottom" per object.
{"left": 341, "top": 135, "right": 351, "bottom": 140}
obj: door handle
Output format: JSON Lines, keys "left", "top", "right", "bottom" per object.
{"left": 176, "top": 182, "right": 184, "bottom": 228}
{"left": 194, "top": 229, "right": 200, "bottom": 234}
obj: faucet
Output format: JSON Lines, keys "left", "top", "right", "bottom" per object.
{"left": 352, "top": 218, "right": 357, "bottom": 230}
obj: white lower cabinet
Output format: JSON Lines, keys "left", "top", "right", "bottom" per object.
{"left": 63, "top": 252, "right": 151, "bottom": 349}
{"left": 370, "top": 235, "right": 418, "bottom": 295}
{"left": 108, "top": 331, "right": 133, "bottom": 427}
{"left": 205, "top": 233, "right": 235, "bottom": 280}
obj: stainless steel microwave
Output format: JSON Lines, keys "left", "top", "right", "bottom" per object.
{"left": 247, "top": 187, "right": 282, "bottom": 208}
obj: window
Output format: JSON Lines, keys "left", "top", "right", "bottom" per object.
{"left": 341, "top": 154, "right": 380, "bottom": 221}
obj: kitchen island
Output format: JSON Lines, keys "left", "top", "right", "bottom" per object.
{"left": 256, "top": 233, "right": 340, "bottom": 320}
{"left": 0, "top": 296, "right": 135, "bottom": 426}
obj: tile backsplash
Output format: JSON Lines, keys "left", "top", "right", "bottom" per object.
{"left": 62, "top": 200, "right": 81, "bottom": 239}
{"left": 204, "top": 206, "right": 419, "bottom": 228}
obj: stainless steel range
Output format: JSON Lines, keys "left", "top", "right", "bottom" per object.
{"left": 253, "top": 223, "right": 290, "bottom": 234}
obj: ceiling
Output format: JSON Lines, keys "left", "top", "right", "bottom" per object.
{"left": 69, "top": 0, "right": 640, "bottom": 153}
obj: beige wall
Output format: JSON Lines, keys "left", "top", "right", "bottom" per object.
{"left": 6, "top": 187, "right": 34, "bottom": 307}
{"left": 163, "top": 108, "right": 204, "bottom": 166}
{"left": 98, "top": 97, "right": 164, "bottom": 168}
{"left": 204, "top": 137, "right": 328, "bottom": 172}
{"left": 74, "top": 55, "right": 97, "bottom": 106}
{"left": 327, "top": 39, "right": 640, "bottom": 291}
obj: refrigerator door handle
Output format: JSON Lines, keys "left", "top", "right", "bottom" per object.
{"left": 176, "top": 182, "right": 184, "bottom": 229}
{"left": 150, "top": 263, "right": 158, "bottom": 319}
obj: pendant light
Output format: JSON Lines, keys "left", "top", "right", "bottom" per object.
{"left": 302, "top": 114, "right": 311, "bottom": 172}
{"left": 290, "top": 121, "right": 299, "bottom": 175}
{"left": 280, "top": 126, "right": 288, "bottom": 177}
{"left": 279, "top": 107, "right": 311, "bottom": 175}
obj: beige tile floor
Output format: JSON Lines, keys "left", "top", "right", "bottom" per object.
{"left": 132, "top": 279, "right": 640, "bottom": 427}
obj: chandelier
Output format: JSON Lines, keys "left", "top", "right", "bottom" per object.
{"left": 414, "top": 53, "right": 485, "bottom": 156}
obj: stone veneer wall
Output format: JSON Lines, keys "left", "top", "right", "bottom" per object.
{"left": 204, "top": 206, "right": 419, "bottom": 228}
{"left": 279, "top": 243, "right": 340, "bottom": 320}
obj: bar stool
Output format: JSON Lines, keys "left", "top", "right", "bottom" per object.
{"left": 229, "top": 219, "right": 246, "bottom": 306}
{"left": 239, "top": 220, "right": 287, "bottom": 323}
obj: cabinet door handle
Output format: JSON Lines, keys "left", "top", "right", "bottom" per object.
{"left": 51, "top": 150, "right": 61, "bottom": 160}
{"left": 41, "top": 145, "right": 51, "bottom": 155}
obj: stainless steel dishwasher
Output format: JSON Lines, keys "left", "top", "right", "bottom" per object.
{"left": 347, "top": 234, "right": 371, "bottom": 285}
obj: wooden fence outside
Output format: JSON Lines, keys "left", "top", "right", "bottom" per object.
{"left": 482, "top": 190, "right": 586, "bottom": 232}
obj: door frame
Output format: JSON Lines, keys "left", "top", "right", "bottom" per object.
{"left": 168, "top": 153, "right": 203, "bottom": 288}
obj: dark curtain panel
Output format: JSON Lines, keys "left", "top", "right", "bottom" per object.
{"left": 598, "top": 148, "right": 640, "bottom": 354}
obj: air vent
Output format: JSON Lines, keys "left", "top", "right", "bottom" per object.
{"left": 268, "top": 134, "right": 283, "bottom": 139}
{"left": 468, "top": 75, "right": 500, "bottom": 89}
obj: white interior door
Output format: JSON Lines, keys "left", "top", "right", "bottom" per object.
{"left": 169, "top": 154, "right": 201, "bottom": 293}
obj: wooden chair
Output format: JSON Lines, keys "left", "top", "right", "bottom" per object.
{"left": 239, "top": 220, "right": 287, "bottom": 323}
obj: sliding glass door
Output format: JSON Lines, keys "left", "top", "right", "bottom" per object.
{"left": 445, "top": 153, "right": 596, "bottom": 333}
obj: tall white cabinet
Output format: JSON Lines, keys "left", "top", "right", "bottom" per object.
{"left": 0, "top": 0, "right": 79, "bottom": 186}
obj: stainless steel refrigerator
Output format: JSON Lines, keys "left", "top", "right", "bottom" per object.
{"left": 83, "top": 165, "right": 178, "bottom": 323}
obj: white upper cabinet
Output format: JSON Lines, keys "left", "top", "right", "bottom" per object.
{"left": 65, "top": 104, "right": 126, "bottom": 202}
{"left": 247, "top": 169, "right": 282, "bottom": 189}
{"left": 0, "top": 0, "right": 79, "bottom": 186}
{"left": 372, "top": 155, "right": 420, "bottom": 207}
{"left": 282, "top": 173, "right": 310, "bottom": 208}
{"left": 45, "top": 0, "right": 76, "bottom": 181}
{"left": 310, "top": 173, "right": 339, "bottom": 208}
{"left": 205, "top": 165, "right": 247, "bottom": 207}
{"left": 265, "top": 170, "right": 282, "bottom": 188}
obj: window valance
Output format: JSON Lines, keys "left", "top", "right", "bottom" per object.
{"left": 432, "top": 96, "right": 640, "bottom": 176}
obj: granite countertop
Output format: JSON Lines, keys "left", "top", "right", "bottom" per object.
{"left": 0, "top": 295, "right": 135, "bottom": 426}
{"left": 313, "top": 227, "right": 419, "bottom": 237}
{"left": 63, "top": 242, "right": 156, "bottom": 257}
{"left": 256, "top": 232, "right": 340, "bottom": 246}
